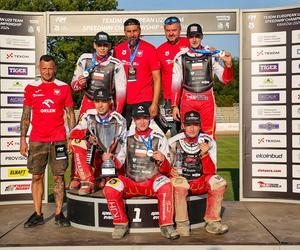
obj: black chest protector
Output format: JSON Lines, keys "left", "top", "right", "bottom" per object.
{"left": 176, "top": 140, "right": 203, "bottom": 180}
{"left": 182, "top": 53, "right": 213, "bottom": 93}
{"left": 84, "top": 60, "right": 115, "bottom": 100}
{"left": 126, "top": 135, "right": 160, "bottom": 182}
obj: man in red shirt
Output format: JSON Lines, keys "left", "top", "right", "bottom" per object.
{"left": 114, "top": 18, "right": 161, "bottom": 128}
{"left": 157, "top": 16, "right": 189, "bottom": 135}
{"left": 20, "top": 55, "right": 76, "bottom": 228}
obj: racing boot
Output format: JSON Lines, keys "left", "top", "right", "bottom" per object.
{"left": 69, "top": 178, "right": 81, "bottom": 190}
{"left": 176, "top": 220, "right": 190, "bottom": 236}
{"left": 112, "top": 224, "right": 129, "bottom": 239}
{"left": 160, "top": 225, "right": 180, "bottom": 240}
{"left": 78, "top": 182, "right": 94, "bottom": 196}
{"left": 205, "top": 221, "right": 229, "bottom": 235}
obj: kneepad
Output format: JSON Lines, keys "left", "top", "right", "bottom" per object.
{"left": 171, "top": 176, "right": 190, "bottom": 189}
{"left": 209, "top": 175, "right": 226, "bottom": 190}
{"left": 105, "top": 178, "right": 124, "bottom": 192}
{"left": 153, "top": 175, "right": 171, "bottom": 192}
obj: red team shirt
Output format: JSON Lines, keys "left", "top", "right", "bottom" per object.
{"left": 114, "top": 39, "right": 160, "bottom": 104}
{"left": 157, "top": 37, "right": 189, "bottom": 100}
{"left": 23, "top": 79, "right": 73, "bottom": 142}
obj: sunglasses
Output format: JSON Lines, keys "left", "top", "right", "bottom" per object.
{"left": 164, "top": 17, "right": 180, "bottom": 25}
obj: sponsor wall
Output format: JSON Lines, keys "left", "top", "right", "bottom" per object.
{"left": 242, "top": 7, "right": 300, "bottom": 199}
{"left": 0, "top": 12, "right": 46, "bottom": 202}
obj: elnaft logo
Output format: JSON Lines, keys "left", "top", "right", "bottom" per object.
{"left": 8, "top": 66, "right": 28, "bottom": 75}
{"left": 258, "top": 122, "right": 279, "bottom": 131}
{"left": 7, "top": 96, "right": 24, "bottom": 104}
{"left": 258, "top": 93, "right": 280, "bottom": 102}
{"left": 259, "top": 64, "right": 279, "bottom": 73}
{"left": 8, "top": 168, "right": 28, "bottom": 177}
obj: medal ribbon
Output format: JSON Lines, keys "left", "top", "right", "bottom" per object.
{"left": 140, "top": 132, "right": 153, "bottom": 151}
{"left": 86, "top": 52, "right": 109, "bottom": 72}
{"left": 190, "top": 47, "right": 223, "bottom": 56}
{"left": 128, "top": 39, "right": 140, "bottom": 67}
{"left": 98, "top": 114, "right": 109, "bottom": 124}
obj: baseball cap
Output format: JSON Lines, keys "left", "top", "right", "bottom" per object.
{"left": 132, "top": 104, "right": 150, "bottom": 117}
{"left": 184, "top": 111, "right": 201, "bottom": 125}
{"left": 94, "top": 31, "right": 111, "bottom": 45}
{"left": 186, "top": 23, "right": 203, "bottom": 37}
{"left": 93, "top": 88, "right": 111, "bottom": 101}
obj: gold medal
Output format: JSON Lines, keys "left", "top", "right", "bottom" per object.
{"left": 129, "top": 66, "right": 135, "bottom": 75}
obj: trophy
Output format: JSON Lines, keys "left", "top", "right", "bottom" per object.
{"left": 87, "top": 118, "right": 121, "bottom": 177}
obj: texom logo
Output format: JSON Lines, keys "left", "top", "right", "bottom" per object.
{"left": 258, "top": 93, "right": 280, "bottom": 102}
{"left": 8, "top": 67, "right": 27, "bottom": 75}
{"left": 259, "top": 64, "right": 279, "bottom": 72}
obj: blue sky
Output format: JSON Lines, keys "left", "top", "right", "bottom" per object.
{"left": 118, "top": 0, "right": 300, "bottom": 57}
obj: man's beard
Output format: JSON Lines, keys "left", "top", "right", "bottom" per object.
{"left": 129, "top": 38, "right": 138, "bottom": 47}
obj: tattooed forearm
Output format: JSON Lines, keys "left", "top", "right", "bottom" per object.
{"left": 65, "top": 106, "right": 76, "bottom": 130}
{"left": 53, "top": 176, "right": 65, "bottom": 213}
{"left": 20, "top": 106, "right": 31, "bottom": 138}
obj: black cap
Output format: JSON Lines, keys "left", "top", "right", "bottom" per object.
{"left": 184, "top": 111, "right": 201, "bottom": 125}
{"left": 124, "top": 18, "right": 140, "bottom": 27}
{"left": 132, "top": 104, "right": 150, "bottom": 117}
{"left": 94, "top": 31, "right": 111, "bottom": 45}
{"left": 186, "top": 23, "right": 203, "bottom": 37}
{"left": 93, "top": 88, "right": 111, "bottom": 101}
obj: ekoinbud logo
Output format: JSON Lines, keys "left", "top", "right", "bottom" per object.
{"left": 252, "top": 149, "right": 286, "bottom": 162}
{"left": 251, "top": 61, "right": 286, "bottom": 75}
{"left": 252, "top": 134, "right": 286, "bottom": 148}
{"left": 252, "top": 178, "right": 287, "bottom": 192}
{"left": 251, "top": 91, "right": 285, "bottom": 104}
{"left": 252, "top": 120, "right": 286, "bottom": 133}
{"left": 252, "top": 164, "right": 287, "bottom": 177}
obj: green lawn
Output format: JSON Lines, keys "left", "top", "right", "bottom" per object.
{"left": 48, "top": 134, "right": 240, "bottom": 201}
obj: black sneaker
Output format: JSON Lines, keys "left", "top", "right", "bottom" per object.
{"left": 24, "top": 212, "right": 45, "bottom": 228}
{"left": 55, "top": 212, "right": 71, "bottom": 227}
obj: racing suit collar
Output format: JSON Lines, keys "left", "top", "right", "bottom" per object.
{"left": 135, "top": 127, "right": 152, "bottom": 138}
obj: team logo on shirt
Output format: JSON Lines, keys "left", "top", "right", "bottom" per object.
{"left": 137, "top": 51, "right": 143, "bottom": 57}
{"left": 33, "top": 89, "right": 44, "bottom": 97}
{"left": 42, "top": 99, "right": 54, "bottom": 108}
{"left": 165, "top": 51, "right": 170, "bottom": 56}
{"left": 54, "top": 89, "right": 61, "bottom": 96}
{"left": 41, "top": 99, "right": 56, "bottom": 113}
{"left": 122, "top": 50, "right": 126, "bottom": 55}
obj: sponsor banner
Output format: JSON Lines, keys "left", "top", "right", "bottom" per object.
{"left": 1, "top": 123, "right": 20, "bottom": 136}
{"left": 252, "top": 149, "right": 287, "bottom": 163}
{"left": 292, "top": 75, "right": 300, "bottom": 89}
{"left": 251, "top": 61, "right": 286, "bottom": 75}
{"left": 292, "top": 105, "right": 300, "bottom": 118}
{"left": 292, "top": 60, "right": 300, "bottom": 74}
{"left": 251, "top": 76, "right": 286, "bottom": 90}
{"left": 0, "top": 34, "right": 35, "bottom": 49}
{"left": 0, "top": 108, "right": 23, "bottom": 122}
{"left": 251, "top": 31, "right": 286, "bottom": 46}
{"left": 252, "top": 120, "right": 286, "bottom": 133}
{"left": 292, "top": 120, "right": 300, "bottom": 133}
{"left": 0, "top": 79, "right": 31, "bottom": 92}
{"left": 0, "top": 180, "right": 31, "bottom": 195}
{"left": 292, "top": 45, "right": 300, "bottom": 59}
{"left": 251, "top": 105, "right": 286, "bottom": 118}
{"left": 0, "top": 152, "right": 27, "bottom": 166}
{"left": 292, "top": 165, "right": 300, "bottom": 178}
{"left": 292, "top": 180, "right": 300, "bottom": 193}
{"left": 251, "top": 91, "right": 286, "bottom": 104}
{"left": 292, "top": 150, "right": 300, "bottom": 163}
{"left": 292, "top": 90, "right": 300, "bottom": 103}
{"left": 292, "top": 135, "right": 300, "bottom": 148}
{"left": 252, "top": 134, "right": 286, "bottom": 148}
{"left": 0, "top": 64, "right": 35, "bottom": 78}
{"left": 252, "top": 164, "right": 287, "bottom": 177}
{"left": 1, "top": 94, "right": 24, "bottom": 107}
{"left": 0, "top": 49, "right": 35, "bottom": 63}
{"left": 0, "top": 137, "right": 28, "bottom": 151}
{"left": 292, "top": 30, "right": 300, "bottom": 44}
{"left": 1, "top": 167, "right": 31, "bottom": 180}
{"left": 252, "top": 178, "right": 287, "bottom": 192}
{"left": 251, "top": 46, "right": 286, "bottom": 60}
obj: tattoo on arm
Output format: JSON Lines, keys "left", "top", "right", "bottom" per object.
{"left": 20, "top": 106, "right": 31, "bottom": 138}
{"left": 65, "top": 107, "right": 76, "bottom": 130}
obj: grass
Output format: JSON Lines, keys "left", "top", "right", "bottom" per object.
{"left": 48, "top": 134, "right": 240, "bottom": 201}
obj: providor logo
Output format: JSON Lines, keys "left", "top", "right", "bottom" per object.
{"left": 252, "top": 178, "right": 287, "bottom": 192}
{"left": 252, "top": 149, "right": 286, "bottom": 163}
{"left": 0, "top": 152, "right": 27, "bottom": 165}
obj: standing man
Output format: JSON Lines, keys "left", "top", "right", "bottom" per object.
{"left": 72, "top": 31, "right": 127, "bottom": 118}
{"left": 20, "top": 55, "right": 76, "bottom": 228}
{"left": 169, "top": 111, "right": 228, "bottom": 236}
{"left": 114, "top": 18, "right": 161, "bottom": 128}
{"left": 157, "top": 16, "right": 189, "bottom": 135}
{"left": 103, "top": 104, "right": 179, "bottom": 240}
{"left": 172, "top": 23, "right": 233, "bottom": 139}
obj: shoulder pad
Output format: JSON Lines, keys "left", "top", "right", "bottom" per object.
{"left": 168, "top": 132, "right": 185, "bottom": 145}
{"left": 152, "top": 131, "right": 165, "bottom": 140}
{"left": 109, "top": 56, "right": 122, "bottom": 65}
{"left": 79, "top": 53, "right": 93, "bottom": 60}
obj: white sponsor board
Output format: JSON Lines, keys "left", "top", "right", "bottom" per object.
{"left": 0, "top": 180, "right": 31, "bottom": 195}
{"left": 251, "top": 61, "right": 286, "bottom": 75}
{"left": 292, "top": 179, "right": 300, "bottom": 193}
{"left": 252, "top": 164, "right": 287, "bottom": 177}
{"left": 251, "top": 31, "right": 286, "bottom": 46}
{"left": 252, "top": 120, "right": 286, "bottom": 133}
{"left": 292, "top": 60, "right": 300, "bottom": 73}
{"left": 251, "top": 105, "right": 286, "bottom": 118}
{"left": 1, "top": 94, "right": 24, "bottom": 107}
{"left": 251, "top": 76, "right": 286, "bottom": 90}
{"left": 0, "top": 109, "right": 23, "bottom": 122}
{"left": 0, "top": 64, "right": 35, "bottom": 78}
{"left": 292, "top": 75, "right": 300, "bottom": 89}
{"left": 251, "top": 46, "right": 286, "bottom": 60}
{"left": 292, "top": 165, "right": 300, "bottom": 178}
{"left": 292, "top": 150, "right": 300, "bottom": 163}
{"left": 292, "top": 30, "right": 300, "bottom": 44}
{"left": 292, "top": 90, "right": 300, "bottom": 103}
{"left": 252, "top": 178, "right": 287, "bottom": 192}
{"left": 0, "top": 35, "right": 35, "bottom": 49}
{"left": 0, "top": 152, "right": 27, "bottom": 166}
{"left": 252, "top": 149, "right": 287, "bottom": 163}
{"left": 0, "top": 49, "right": 35, "bottom": 63}
{"left": 1, "top": 123, "right": 20, "bottom": 136}
{"left": 292, "top": 45, "right": 300, "bottom": 59}
{"left": 251, "top": 91, "right": 286, "bottom": 104}
{"left": 0, "top": 137, "right": 27, "bottom": 151}
{"left": 292, "top": 135, "right": 300, "bottom": 148}
{"left": 292, "top": 105, "right": 300, "bottom": 118}
{"left": 252, "top": 134, "right": 286, "bottom": 148}
{"left": 0, "top": 79, "right": 31, "bottom": 92}
{"left": 1, "top": 167, "right": 31, "bottom": 180}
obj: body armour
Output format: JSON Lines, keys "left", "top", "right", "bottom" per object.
{"left": 182, "top": 53, "right": 213, "bottom": 93}
{"left": 126, "top": 135, "right": 160, "bottom": 182}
